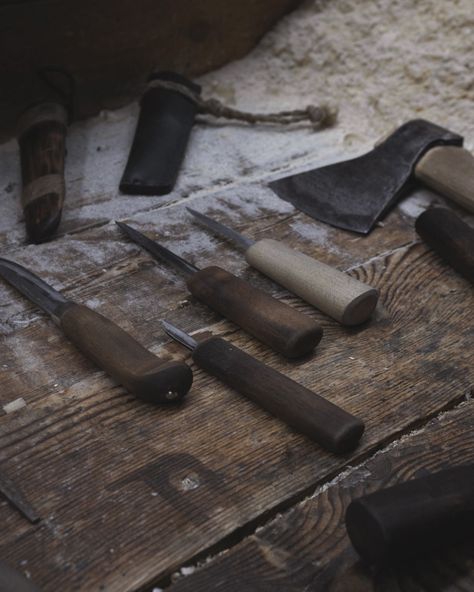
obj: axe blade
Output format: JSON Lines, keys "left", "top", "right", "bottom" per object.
{"left": 269, "top": 119, "right": 463, "bottom": 234}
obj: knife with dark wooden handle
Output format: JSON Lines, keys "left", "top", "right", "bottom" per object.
{"left": 415, "top": 208, "right": 474, "bottom": 284}
{"left": 17, "top": 102, "right": 67, "bottom": 243}
{"left": 163, "top": 322, "right": 365, "bottom": 454}
{"left": 345, "top": 464, "right": 474, "bottom": 564}
{"left": 0, "top": 258, "right": 193, "bottom": 404}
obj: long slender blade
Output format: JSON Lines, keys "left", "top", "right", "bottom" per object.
{"left": 161, "top": 320, "right": 197, "bottom": 351}
{"left": 0, "top": 258, "right": 67, "bottom": 318}
{"left": 186, "top": 207, "right": 254, "bottom": 250}
{"left": 116, "top": 221, "right": 199, "bottom": 277}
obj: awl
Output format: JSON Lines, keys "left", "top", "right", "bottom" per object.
{"left": 162, "top": 321, "right": 365, "bottom": 453}
{"left": 186, "top": 207, "right": 378, "bottom": 326}
{"left": 0, "top": 259, "right": 192, "bottom": 404}
{"left": 116, "top": 221, "right": 322, "bottom": 358}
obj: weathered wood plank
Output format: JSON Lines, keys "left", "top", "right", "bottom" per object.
{"left": 167, "top": 402, "right": 474, "bottom": 592}
{"left": 0, "top": 230, "right": 471, "bottom": 590}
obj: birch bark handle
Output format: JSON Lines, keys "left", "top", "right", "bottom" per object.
{"left": 193, "top": 337, "right": 364, "bottom": 453}
{"left": 59, "top": 303, "right": 193, "bottom": 404}
{"left": 415, "top": 146, "right": 474, "bottom": 214}
{"left": 186, "top": 266, "right": 323, "bottom": 358}
{"left": 245, "top": 239, "right": 378, "bottom": 325}
{"left": 17, "top": 102, "right": 67, "bottom": 243}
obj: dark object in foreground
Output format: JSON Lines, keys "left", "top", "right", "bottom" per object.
{"left": 116, "top": 221, "right": 323, "bottom": 358}
{"left": 162, "top": 321, "right": 364, "bottom": 453}
{"left": 0, "top": 259, "right": 192, "bottom": 404}
{"left": 345, "top": 464, "right": 474, "bottom": 564}
{"left": 120, "top": 72, "right": 200, "bottom": 195}
{"left": 416, "top": 208, "right": 474, "bottom": 284}
{"left": 270, "top": 119, "right": 468, "bottom": 234}
{"left": 17, "top": 102, "right": 67, "bottom": 243}
{"left": 0, "top": 560, "right": 41, "bottom": 592}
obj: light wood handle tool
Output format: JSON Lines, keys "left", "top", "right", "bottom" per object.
{"left": 187, "top": 208, "right": 378, "bottom": 325}
{"left": 415, "top": 146, "right": 474, "bottom": 213}
{"left": 163, "top": 322, "right": 365, "bottom": 454}
{"left": 415, "top": 208, "right": 474, "bottom": 284}
{"left": 346, "top": 464, "right": 474, "bottom": 564}
{"left": 116, "top": 221, "right": 323, "bottom": 359}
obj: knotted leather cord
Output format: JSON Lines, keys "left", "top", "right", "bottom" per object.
{"left": 147, "top": 79, "right": 337, "bottom": 130}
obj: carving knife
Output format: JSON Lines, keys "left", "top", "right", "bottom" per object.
{"left": 186, "top": 207, "right": 378, "bottom": 326}
{"left": 0, "top": 258, "right": 192, "bottom": 404}
{"left": 116, "top": 221, "right": 323, "bottom": 359}
{"left": 162, "top": 320, "right": 365, "bottom": 453}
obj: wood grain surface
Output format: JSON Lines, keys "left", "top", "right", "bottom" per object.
{"left": 167, "top": 402, "right": 474, "bottom": 592}
{"left": 0, "top": 138, "right": 472, "bottom": 591}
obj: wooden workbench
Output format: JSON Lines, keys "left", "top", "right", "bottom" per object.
{"left": 0, "top": 101, "right": 473, "bottom": 591}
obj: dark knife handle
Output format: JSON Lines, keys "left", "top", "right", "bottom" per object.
{"left": 120, "top": 71, "right": 200, "bottom": 195}
{"left": 345, "top": 464, "right": 474, "bottom": 564}
{"left": 59, "top": 303, "right": 193, "bottom": 404}
{"left": 17, "top": 102, "right": 67, "bottom": 244}
{"left": 192, "top": 337, "right": 364, "bottom": 453}
{"left": 415, "top": 207, "right": 474, "bottom": 284}
{"left": 186, "top": 266, "right": 323, "bottom": 359}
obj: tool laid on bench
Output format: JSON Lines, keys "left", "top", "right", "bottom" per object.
{"left": 416, "top": 208, "right": 474, "bottom": 285}
{"left": 345, "top": 463, "right": 474, "bottom": 563}
{"left": 270, "top": 119, "right": 474, "bottom": 233}
{"left": 187, "top": 207, "right": 378, "bottom": 326}
{"left": 162, "top": 321, "right": 364, "bottom": 453}
{"left": 116, "top": 221, "right": 323, "bottom": 358}
{"left": 0, "top": 259, "right": 192, "bottom": 404}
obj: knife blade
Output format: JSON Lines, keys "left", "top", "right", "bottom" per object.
{"left": 186, "top": 207, "right": 379, "bottom": 326}
{"left": 0, "top": 258, "right": 193, "bottom": 404}
{"left": 162, "top": 320, "right": 364, "bottom": 454}
{"left": 116, "top": 221, "right": 323, "bottom": 359}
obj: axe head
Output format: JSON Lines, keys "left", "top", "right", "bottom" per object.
{"left": 269, "top": 119, "right": 463, "bottom": 234}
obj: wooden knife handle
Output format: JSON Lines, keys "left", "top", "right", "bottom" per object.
{"left": 17, "top": 102, "right": 67, "bottom": 244}
{"left": 345, "top": 464, "right": 474, "bottom": 564}
{"left": 245, "top": 239, "right": 378, "bottom": 325}
{"left": 415, "top": 208, "right": 474, "bottom": 284}
{"left": 59, "top": 303, "right": 193, "bottom": 404}
{"left": 186, "top": 266, "right": 323, "bottom": 359}
{"left": 415, "top": 146, "right": 474, "bottom": 214}
{"left": 193, "top": 337, "right": 364, "bottom": 453}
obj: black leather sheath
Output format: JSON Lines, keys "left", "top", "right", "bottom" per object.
{"left": 120, "top": 72, "right": 201, "bottom": 195}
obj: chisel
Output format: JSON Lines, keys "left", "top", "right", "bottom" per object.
{"left": 162, "top": 321, "right": 364, "bottom": 453}
{"left": 0, "top": 258, "right": 192, "bottom": 404}
{"left": 116, "top": 221, "right": 323, "bottom": 358}
{"left": 186, "top": 208, "right": 379, "bottom": 326}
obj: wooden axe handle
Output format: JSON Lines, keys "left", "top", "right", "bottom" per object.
{"left": 245, "top": 239, "right": 378, "bottom": 325}
{"left": 415, "top": 146, "right": 474, "bottom": 214}
{"left": 415, "top": 207, "right": 474, "bottom": 284}
{"left": 345, "top": 464, "right": 474, "bottom": 564}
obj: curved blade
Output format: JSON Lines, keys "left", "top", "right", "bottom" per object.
{"left": 0, "top": 258, "right": 67, "bottom": 318}
{"left": 161, "top": 320, "right": 197, "bottom": 351}
{"left": 186, "top": 207, "right": 254, "bottom": 250}
{"left": 116, "top": 221, "right": 198, "bottom": 277}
